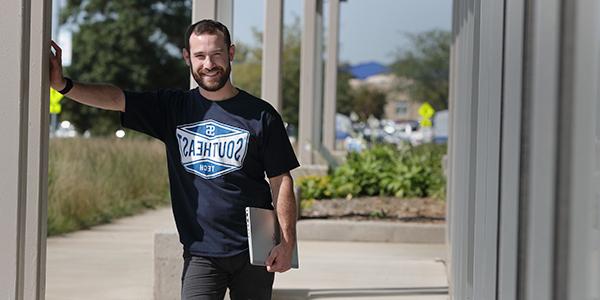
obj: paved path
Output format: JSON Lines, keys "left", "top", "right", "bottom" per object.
{"left": 46, "top": 208, "right": 176, "bottom": 300}
{"left": 46, "top": 207, "right": 448, "bottom": 300}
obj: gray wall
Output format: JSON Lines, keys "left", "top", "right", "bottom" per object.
{"left": 448, "top": 0, "right": 600, "bottom": 299}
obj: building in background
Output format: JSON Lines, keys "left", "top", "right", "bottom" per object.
{"left": 346, "top": 61, "right": 421, "bottom": 122}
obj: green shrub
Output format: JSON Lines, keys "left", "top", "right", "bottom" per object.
{"left": 298, "top": 143, "right": 447, "bottom": 200}
{"left": 48, "top": 138, "right": 169, "bottom": 236}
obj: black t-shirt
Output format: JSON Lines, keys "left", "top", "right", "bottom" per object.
{"left": 121, "top": 88, "right": 300, "bottom": 257}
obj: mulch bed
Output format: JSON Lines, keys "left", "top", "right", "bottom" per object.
{"left": 300, "top": 197, "right": 446, "bottom": 223}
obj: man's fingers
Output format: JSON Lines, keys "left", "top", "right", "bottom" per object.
{"left": 267, "top": 262, "right": 291, "bottom": 273}
{"left": 50, "top": 40, "right": 62, "bottom": 58}
{"left": 267, "top": 260, "right": 281, "bottom": 273}
{"left": 50, "top": 40, "right": 61, "bottom": 52}
{"left": 265, "top": 245, "right": 293, "bottom": 273}
{"left": 265, "top": 251, "right": 276, "bottom": 267}
{"left": 265, "top": 248, "right": 279, "bottom": 272}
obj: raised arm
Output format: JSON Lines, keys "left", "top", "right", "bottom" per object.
{"left": 265, "top": 172, "right": 297, "bottom": 273}
{"left": 50, "top": 41, "right": 125, "bottom": 112}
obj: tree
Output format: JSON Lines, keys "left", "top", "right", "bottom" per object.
{"left": 231, "top": 31, "right": 262, "bottom": 100}
{"left": 391, "top": 30, "right": 451, "bottom": 111}
{"left": 61, "top": 0, "right": 191, "bottom": 135}
{"left": 349, "top": 87, "right": 387, "bottom": 121}
{"left": 335, "top": 67, "right": 357, "bottom": 117}
{"left": 336, "top": 63, "right": 387, "bottom": 121}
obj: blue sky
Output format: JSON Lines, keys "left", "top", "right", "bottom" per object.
{"left": 233, "top": 0, "right": 452, "bottom": 65}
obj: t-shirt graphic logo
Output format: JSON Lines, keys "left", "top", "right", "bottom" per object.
{"left": 176, "top": 120, "right": 250, "bottom": 179}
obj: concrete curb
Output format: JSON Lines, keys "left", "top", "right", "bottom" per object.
{"left": 297, "top": 220, "right": 446, "bottom": 244}
{"left": 154, "top": 231, "right": 183, "bottom": 300}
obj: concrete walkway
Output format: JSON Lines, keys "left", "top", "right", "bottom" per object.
{"left": 46, "top": 207, "right": 448, "bottom": 300}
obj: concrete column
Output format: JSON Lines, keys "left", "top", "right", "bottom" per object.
{"left": 449, "top": 1, "right": 600, "bottom": 299}
{"left": 472, "top": 0, "right": 505, "bottom": 298}
{"left": 261, "top": 0, "right": 284, "bottom": 112}
{"left": 322, "top": 0, "right": 340, "bottom": 151}
{"left": 24, "top": 1, "right": 52, "bottom": 299}
{"left": 497, "top": 0, "right": 525, "bottom": 299}
{"left": 0, "top": 1, "right": 29, "bottom": 297}
{"left": 216, "top": 0, "right": 234, "bottom": 32}
{"left": 553, "top": 1, "right": 600, "bottom": 299}
{"left": 190, "top": 0, "right": 234, "bottom": 89}
{"left": 0, "top": 0, "right": 50, "bottom": 298}
{"left": 298, "top": 0, "right": 324, "bottom": 165}
{"left": 447, "top": 0, "right": 480, "bottom": 298}
{"left": 192, "top": 0, "right": 216, "bottom": 24}
{"left": 522, "top": 1, "right": 561, "bottom": 299}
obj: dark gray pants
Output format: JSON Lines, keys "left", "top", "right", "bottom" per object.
{"left": 181, "top": 251, "right": 274, "bottom": 300}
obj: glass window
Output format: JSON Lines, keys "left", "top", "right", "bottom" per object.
{"left": 396, "top": 101, "right": 408, "bottom": 115}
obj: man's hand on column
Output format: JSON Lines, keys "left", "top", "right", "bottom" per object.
{"left": 49, "top": 40, "right": 66, "bottom": 91}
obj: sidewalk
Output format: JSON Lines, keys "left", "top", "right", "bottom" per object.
{"left": 273, "top": 241, "right": 448, "bottom": 300}
{"left": 45, "top": 207, "right": 448, "bottom": 300}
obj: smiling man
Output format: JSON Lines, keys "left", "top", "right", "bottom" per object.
{"left": 49, "top": 19, "right": 299, "bottom": 300}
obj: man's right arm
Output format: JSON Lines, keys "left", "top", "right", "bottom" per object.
{"left": 50, "top": 41, "right": 125, "bottom": 112}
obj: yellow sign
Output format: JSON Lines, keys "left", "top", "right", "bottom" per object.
{"left": 50, "top": 88, "right": 63, "bottom": 114}
{"left": 418, "top": 102, "right": 435, "bottom": 128}
{"left": 418, "top": 102, "right": 435, "bottom": 119}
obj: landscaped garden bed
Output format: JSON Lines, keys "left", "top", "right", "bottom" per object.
{"left": 301, "top": 197, "right": 445, "bottom": 223}
{"left": 297, "top": 144, "right": 447, "bottom": 223}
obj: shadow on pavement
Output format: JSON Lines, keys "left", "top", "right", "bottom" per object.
{"left": 273, "top": 286, "right": 449, "bottom": 299}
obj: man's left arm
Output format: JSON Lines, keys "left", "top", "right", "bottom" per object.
{"left": 265, "top": 172, "right": 297, "bottom": 273}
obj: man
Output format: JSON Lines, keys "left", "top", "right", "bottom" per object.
{"left": 49, "top": 19, "right": 299, "bottom": 300}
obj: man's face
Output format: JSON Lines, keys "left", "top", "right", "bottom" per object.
{"left": 184, "top": 32, "right": 234, "bottom": 91}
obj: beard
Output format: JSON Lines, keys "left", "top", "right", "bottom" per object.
{"left": 190, "top": 62, "right": 231, "bottom": 92}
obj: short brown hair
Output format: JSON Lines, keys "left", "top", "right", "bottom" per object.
{"left": 184, "top": 19, "right": 231, "bottom": 51}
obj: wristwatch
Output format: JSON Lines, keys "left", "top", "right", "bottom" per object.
{"left": 58, "top": 77, "right": 73, "bottom": 95}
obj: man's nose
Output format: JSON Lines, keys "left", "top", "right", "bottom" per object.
{"left": 204, "top": 56, "right": 215, "bottom": 69}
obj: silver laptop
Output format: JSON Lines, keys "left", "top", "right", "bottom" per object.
{"left": 245, "top": 207, "right": 299, "bottom": 268}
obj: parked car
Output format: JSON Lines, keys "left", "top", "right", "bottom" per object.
{"left": 336, "top": 113, "right": 366, "bottom": 152}
{"left": 433, "top": 110, "right": 448, "bottom": 144}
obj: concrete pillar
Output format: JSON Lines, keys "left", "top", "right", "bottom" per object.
{"left": 0, "top": 0, "right": 50, "bottom": 298}
{"left": 190, "top": 0, "right": 234, "bottom": 89}
{"left": 521, "top": 1, "right": 562, "bottom": 299}
{"left": 471, "top": 0, "right": 504, "bottom": 298}
{"left": 555, "top": 2, "right": 600, "bottom": 299}
{"left": 25, "top": 1, "right": 52, "bottom": 299}
{"left": 497, "top": 0, "right": 525, "bottom": 298}
{"left": 261, "top": 0, "right": 284, "bottom": 112}
{"left": 322, "top": 0, "right": 340, "bottom": 151}
{"left": 298, "top": 0, "right": 324, "bottom": 165}
{"left": 447, "top": 0, "right": 480, "bottom": 298}
{"left": 449, "top": 0, "right": 600, "bottom": 299}
{"left": 0, "top": 1, "right": 29, "bottom": 297}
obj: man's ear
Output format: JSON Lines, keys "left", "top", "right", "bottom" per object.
{"left": 182, "top": 48, "right": 191, "bottom": 66}
{"left": 228, "top": 44, "right": 235, "bottom": 62}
